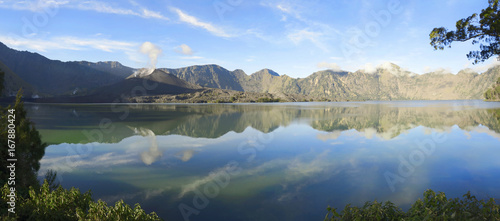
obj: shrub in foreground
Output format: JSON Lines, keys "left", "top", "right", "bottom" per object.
{"left": 1, "top": 181, "right": 162, "bottom": 221}
{"left": 325, "top": 189, "right": 500, "bottom": 220}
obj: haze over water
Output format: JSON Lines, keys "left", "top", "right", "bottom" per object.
{"left": 27, "top": 101, "right": 500, "bottom": 221}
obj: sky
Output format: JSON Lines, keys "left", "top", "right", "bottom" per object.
{"left": 0, "top": 0, "right": 499, "bottom": 78}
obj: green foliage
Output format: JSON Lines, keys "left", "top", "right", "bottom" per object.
{"left": 44, "top": 170, "right": 60, "bottom": 191}
{"left": 214, "top": 99, "right": 231, "bottom": 103}
{"left": 0, "top": 90, "right": 47, "bottom": 197}
{"left": 0, "top": 70, "right": 4, "bottom": 94}
{"left": 15, "top": 181, "right": 93, "bottom": 220}
{"left": 257, "top": 97, "right": 281, "bottom": 102}
{"left": 430, "top": 0, "right": 500, "bottom": 63}
{"left": 325, "top": 189, "right": 500, "bottom": 220}
{"left": 82, "top": 199, "right": 161, "bottom": 221}
{"left": 0, "top": 181, "right": 162, "bottom": 220}
{"left": 325, "top": 201, "right": 404, "bottom": 221}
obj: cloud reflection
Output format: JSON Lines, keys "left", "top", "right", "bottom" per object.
{"left": 175, "top": 150, "right": 196, "bottom": 162}
{"left": 133, "top": 127, "right": 163, "bottom": 165}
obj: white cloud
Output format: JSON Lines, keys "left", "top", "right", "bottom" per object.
{"left": 288, "top": 29, "right": 329, "bottom": 52}
{"left": 175, "top": 44, "right": 193, "bottom": 55}
{"left": 317, "top": 62, "right": 342, "bottom": 71}
{"left": 58, "top": 36, "right": 137, "bottom": 52}
{"left": 261, "top": 1, "right": 303, "bottom": 21}
{"left": 464, "top": 59, "right": 500, "bottom": 74}
{"left": 362, "top": 63, "right": 377, "bottom": 74}
{"left": 0, "top": 0, "right": 69, "bottom": 11}
{"left": 358, "top": 62, "right": 411, "bottom": 76}
{"left": 378, "top": 61, "right": 394, "bottom": 70}
{"left": 0, "top": 0, "right": 168, "bottom": 20}
{"left": 76, "top": 1, "right": 168, "bottom": 20}
{"left": 377, "top": 61, "right": 406, "bottom": 76}
{"left": 423, "top": 66, "right": 452, "bottom": 74}
{"left": 276, "top": 4, "right": 291, "bottom": 13}
{"left": 0, "top": 35, "right": 136, "bottom": 52}
{"left": 140, "top": 8, "right": 169, "bottom": 20}
{"left": 171, "top": 7, "right": 231, "bottom": 38}
{"left": 76, "top": 1, "right": 137, "bottom": 16}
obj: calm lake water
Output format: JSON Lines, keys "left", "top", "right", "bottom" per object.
{"left": 26, "top": 101, "right": 500, "bottom": 221}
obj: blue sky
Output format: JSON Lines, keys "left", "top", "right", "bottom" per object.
{"left": 0, "top": 0, "right": 498, "bottom": 78}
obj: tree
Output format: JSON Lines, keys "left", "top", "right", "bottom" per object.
{"left": 430, "top": 0, "right": 500, "bottom": 64}
{"left": 0, "top": 89, "right": 47, "bottom": 197}
{"left": 0, "top": 70, "right": 4, "bottom": 94}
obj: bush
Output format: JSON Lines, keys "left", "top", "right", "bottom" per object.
{"left": 325, "top": 189, "right": 500, "bottom": 220}
{"left": 215, "top": 99, "right": 231, "bottom": 103}
{"left": 1, "top": 181, "right": 162, "bottom": 221}
{"left": 257, "top": 97, "right": 281, "bottom": 103}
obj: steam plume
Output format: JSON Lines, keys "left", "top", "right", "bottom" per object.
{"left": 135, "top": 41, "right": 162, "bottom": 77}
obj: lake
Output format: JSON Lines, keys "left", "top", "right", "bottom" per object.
{"left": 26, "top": 100, "right": 500, "bottom": 221}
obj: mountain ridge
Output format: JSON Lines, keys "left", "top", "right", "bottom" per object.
{"left": 1, "top": 42, "right": 500, "bottom": 101}
{"left": 0, "top": 60, "right": 36, "bottom": 97}
{"left": 0, "top": 42, "right": 127, "bottom": 96}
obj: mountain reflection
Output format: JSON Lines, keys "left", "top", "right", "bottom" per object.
{"left": 35, "top": 101, "right": 500, "bottom": 221}
{"left": 26, "top": 101, "right": 500, "bottom": 145}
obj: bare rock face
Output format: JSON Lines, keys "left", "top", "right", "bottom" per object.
{"left": 162, "top": 63, "right": 500, "bottom": 101}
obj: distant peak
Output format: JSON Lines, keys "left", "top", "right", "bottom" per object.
{"left": 426, "top": 68, "right": 452, "bottom": 75}
{"left": 98, "top": 61, "right": 123, "bottom": 68}
{"left": 357, "top": 62, "right": 419, "bottom": 77}
{"left": 376, "top": 62, "right": 402, "bottom": 72}
{"left": 232, "top": 69, "right": 246, "bottom": 75}
{"left": 457, "top": 68, "right": 477, "bottom": 75}
{"left": 254, "top": 68, "right": 280, "bottom": 76}
{"left": 199, "top": 64, "right": 223, "bottom": 69}
{"left": 98, "top": 61, "right": 120, "bottom": 64}
{"left": 184, "top": 64, "right": 227, "bottom": 71}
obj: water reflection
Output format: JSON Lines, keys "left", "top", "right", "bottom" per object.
{"left": 26, "top": 101, "right": 500, "bottom": 144}
{"left": 28, "top": 101, "right": 500, "bottom": 221}
{"left": 134, "top": 128, "right": 161, "bottom": 165}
